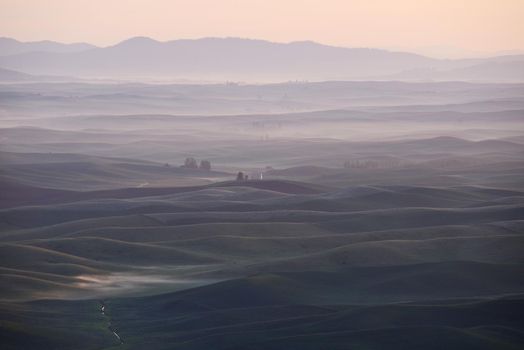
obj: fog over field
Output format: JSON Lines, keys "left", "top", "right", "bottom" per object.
{"left": 1, "top": 17, "right": 524, "bottom": 350}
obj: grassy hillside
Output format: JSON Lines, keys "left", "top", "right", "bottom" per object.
{"left": 1, "top": 80, "right": 523, "bottom": 349}
{"left": 1, "top": 180, "right": 522, "bottom": 302}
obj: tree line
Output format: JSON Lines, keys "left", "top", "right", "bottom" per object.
{"left": 181, "top": 157, "right": 212, "bottom": 171}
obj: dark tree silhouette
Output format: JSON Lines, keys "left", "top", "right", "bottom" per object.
{"left": 184, "top": 157, "right": 198, "bottom": 169}
{"left": 236, "top": 171, "right": 244, "bottom": 181}
{"left": 199, "top": 160, "right": 211, "bottom": 171}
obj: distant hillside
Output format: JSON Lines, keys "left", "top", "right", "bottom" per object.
{"left": 0, "top": 37, "right": 432, "bottom": 80}
{"left": 393, "top": 59, "right": 524, "bottom": 82}
{"left": 0, "top": 37, "right": 522, "bottom": 81}
{"left": 0, "top": 67, "right": 74, "bottom": 82}
{"left": 0, "top": 67, "right": 33, "bottom": 81}
{"left": 0, "top": 37, "right": 96, "bottom": 56}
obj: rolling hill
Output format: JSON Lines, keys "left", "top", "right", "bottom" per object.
{"left": 0, "top": 77, "right": 523, "bottom": 349}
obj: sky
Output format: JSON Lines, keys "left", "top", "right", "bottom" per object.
{"left": 1, "top": 0, "right": 523, "bottom": 58}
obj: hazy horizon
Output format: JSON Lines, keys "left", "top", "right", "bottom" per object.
{"left": 2, "top": 34, "right": 524, "bottom": 82}
{"left": 3, "top": 34, "right": 524, "bottom": 60}
{"left": 1, "top": 0, "right": 524, "bottom": 59}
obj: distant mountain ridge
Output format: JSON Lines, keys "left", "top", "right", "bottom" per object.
{"left": 0, "top": 37, "right": 96, "bottom": 55}
{"left": 0, "top": 37, "right": 523, "bottom": 82}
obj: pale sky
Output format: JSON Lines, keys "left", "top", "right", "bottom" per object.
{"left": 1, "top": 0, "right": 523, "bottom": 57}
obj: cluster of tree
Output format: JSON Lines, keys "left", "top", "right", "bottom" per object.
{"left": 236, "top": 171, "right": 249, "bottom": 181}
{"left": 181, "top": 157, "right": 211, "bottom": 171}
